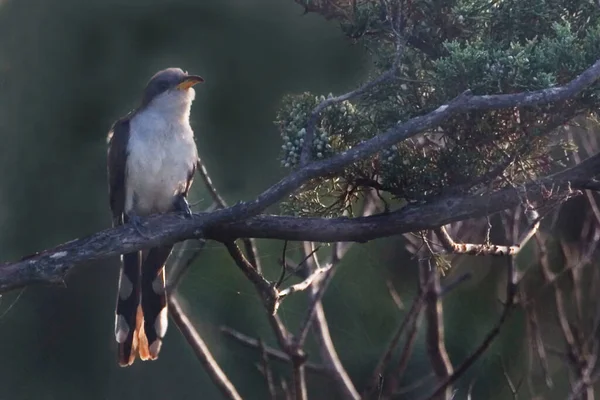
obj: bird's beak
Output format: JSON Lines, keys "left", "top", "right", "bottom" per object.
{"left": 176, "top": 75, "right": 205, "bottom": 90}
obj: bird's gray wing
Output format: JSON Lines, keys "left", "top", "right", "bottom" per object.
{"left": 107, "top": 115, "right": 143, "bottom": 367}
{"left": 107, "top": 117, "right": 131, "bottom": 227}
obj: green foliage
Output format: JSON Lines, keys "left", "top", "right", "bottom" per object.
{"left": 275, "top": 93, "right": 362, "bottom": 168}
{"left": 276, "top": 0, "right": 600, "bottom": 216}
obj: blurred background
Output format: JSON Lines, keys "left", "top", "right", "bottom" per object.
{"left": 0, "top": 0, "right": 594, "bottom": 399}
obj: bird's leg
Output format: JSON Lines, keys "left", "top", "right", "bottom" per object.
{"left": 174, "top": 194, "right": 193, "bottom": 219}
{"left": 126, "top": 212, "right": 151, "bottom": 238}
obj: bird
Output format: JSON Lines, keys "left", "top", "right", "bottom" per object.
{"left": 106, "top": 67, "right": 204, "bottom": 367}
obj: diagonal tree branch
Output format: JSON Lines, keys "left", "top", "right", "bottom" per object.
{"left": 422, "top": 260, "right": 454, "bottom": 400}
{"left": 164, "top": 208, "right": 242, "bottom": 400}
{"left": 299, "top": 241, "right": 361, "bottom": 400}
{"left": 169, "top": 296, "right": 243, "bottom": 400}
{"left": 2, "top": 59, "right": 600, "bottom": 293}
{"left": 421, "top": 256, "right": 519, "bottom": 400}
{"left": 366, "top": 272, "right": 431, "bottom": 396}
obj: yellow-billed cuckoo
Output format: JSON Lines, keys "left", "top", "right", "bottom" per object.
{"left": 107, "top": 67, "right": 203, "bottom": 366}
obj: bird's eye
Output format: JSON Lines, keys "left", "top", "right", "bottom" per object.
{"left": 158, "top": 81, "right": 169, "bottom": 91}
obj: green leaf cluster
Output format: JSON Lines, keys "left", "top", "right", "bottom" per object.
{"left": 277, "top": 0, "right": 600, "bottom": 216}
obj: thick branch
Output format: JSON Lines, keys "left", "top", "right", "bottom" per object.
{"left": 2, "top": 59, "right": 600, "bottom": 292}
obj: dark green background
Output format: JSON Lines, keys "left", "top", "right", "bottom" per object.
{"left": 0, "top": 1, "right": 570, "bottom": 399}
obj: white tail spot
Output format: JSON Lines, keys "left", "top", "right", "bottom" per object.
{"left": 154, "top": 307, "right": 169, "bottom": 338}
{"left": 149, "top": 338, "right": 162, "bottom": 359}
{"left": 118, "top": 274, "right": 134, "bottom": 300}
{"left": 152, "top": 272, "right": 165, "bottom": 295}
{"left": 115, "top": 315, "right": 130, "bottom": 343}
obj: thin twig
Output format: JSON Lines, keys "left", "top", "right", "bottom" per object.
{"left": 311, "top": 298, "right": 361, "bottom": 400}
{"left": 433, "top": 215, "right": 540, "bottom": 257}
{"left": 292, "top": 351, "right": 308, "bottom": 400}
{"left": 169, "top": 296, "right": 242, "bottom": 400}
{"left": 566, "top": 344, "right": 599, "bottom": 400}
{"left": 421, "top": 256, "right": 518, "bottom": 400}
{"left": 366, "top": 276, "right": 430, "bottom": 395}
{"left": 294, "top": 243, "right": 342, "bottom": 348}
{"left": 258, "top": 338, "right": 277, "bottom": 400}
{"left": 0, "top": 288, "right": 25, "bottom": 319}
{"left": 163, "top": 202, "right": 243, "bottom": 399}
{"left": 166, "top": 238, "right": 208, "bottom": 293}
{"left": 280, "top": 377, "right": 293, "bottom": 400}
{"left": 535, "top": 233, "right": 582, "bottom": 368}
{"left": 386, "top": 299, "right": 426, "bottom": 396}
{"left": 223, "top": 241, "right": 289, "bottom": 347}
{"left": 524, "top": 297, "right": 553, "bottom": 389}
{"left": 197, "top": 156, "right": 227, "bottom": 207}
{"left": 439, "top": 272, "right": 472, "bottom": 297}
{"left": 386, "top": 280, "right": 405, "bottom": 309}
{"left": 220, "top": 326, "right": 325, "bottom": 373}
{"left": 500, "top": 357, "right": 520, "bottom": 399}
{"left": 197, "top": 156, "right": 264, "bottom": 274}
{"left": 276, "top": 240, "right": 289, "bottom": 289}
{"left": 279, "top": 265, "right": 332, "bottom": 299}
{"left": 422, "top": 260, "right": 454, "bottom": 398}
{"left": 296, "top": 195, "right": 378, "bottom": 400}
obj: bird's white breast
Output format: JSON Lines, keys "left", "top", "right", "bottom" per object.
{"left": 125, "top": 108, "right": 198, "bottom": 216}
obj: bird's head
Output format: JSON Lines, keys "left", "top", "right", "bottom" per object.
{"left": 140, "top": 68, "right": 204, "bottom": 115}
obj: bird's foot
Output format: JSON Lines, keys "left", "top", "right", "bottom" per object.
{"left": 128, "top": 214, "right": 151, "bottom": 238}
{"left": 174, "top": 195, "right": 194, "bottom": 219}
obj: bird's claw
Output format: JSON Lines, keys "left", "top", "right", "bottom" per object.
{"left": 175, "top": 195, "right": 194, "bottom": 219}
{"left": 128, "top": 214, "right": 151, "bottom": 239}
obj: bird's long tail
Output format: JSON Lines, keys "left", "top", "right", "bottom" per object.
{"left": 115, "top": 251, "right": 142, "bottom": 367}
{"left": 138, "top": 244, "right": 172, "bottom": 361}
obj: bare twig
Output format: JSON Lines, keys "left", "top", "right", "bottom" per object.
{"left": 422, "top": 256, "right": 518, "bottom": 400}
{"left": 433, "top": 211, "right": 541, "bottom": 256}
{"left": 386, "top": 279, "right": 405, "bottom": 309}
{"left": 276, "top": 240, "right": 289, "bottom": 289}
{"left": 197, "top": 156, "right": 227, "bottom": 207}
{"left": 220, "top": 326, "right": 326, "bottom": 373}
{"left": 500, "top": 357, "right": 521, "bottom": 399}
{"left": 169, "top": 296, "right": 242, "bottom": 400}
{"left": 311, "top": 298, "right": 361, "bottom": 400}
{"left": 166, "top": 238, "right": 208, "bottom": 293}
{"left": 292, "top": 351, "right": 308, "bottom": 400}
{"left": 301, "top": 238, "right": 364, "bottom": 400}
{"left": 294, "top": 244, "right": 341, "bottom": 347}
{"left": 278, "top": 265, "right": 332, "bottom": 299}
{"left": 197, "top": 157, "right": 263, "bottom": 274}
{"left": 535, "top": 233, "right": 582, "bottom": 368}
{"left": 422, "top": 260, "right": 454, "bottom": 399}
{"left": 566, "top": 344, "right": 599, "bottom": 400}
{"left": 387, "top": 297, "right": 426, "bottom": 396}
{"left": 440, "top": 272, "right": 472, "bottom": 297}
{"left": 258, "top": 338, "right": 277, "bottom": 400}
{"left": 366, "top": 274, "right": 430, "bottom": 395}
{"left": 280, "top": 377, "right": 293, "bottom": 400}
{"left": 292, "top": 196, "right": 378, "bottom": 400}
{"left": 524, "top": 297, "right": 553, "bottom": 389}
{"left": 223, "top": 241, "right": 289, "bottom": 347}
